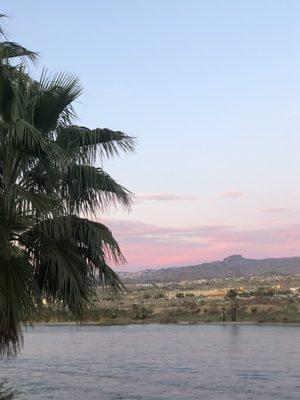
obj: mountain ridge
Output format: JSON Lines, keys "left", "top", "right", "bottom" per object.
{"left": 119, "top": 255, "right": 300, "bottom": 283}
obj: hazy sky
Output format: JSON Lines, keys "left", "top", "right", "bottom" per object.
{"left": 3, "top": 1, "right": 300, "bottom": 269}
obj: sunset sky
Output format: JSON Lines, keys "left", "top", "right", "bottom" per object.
{"left": 4, "top": 1, "right": 300, "bottom": 270}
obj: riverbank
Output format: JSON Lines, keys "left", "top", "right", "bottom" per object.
{"left": 32, "top": 298, "right": 300, "bottom": 325}
{"left": 31, "top": 320, "right": 300, "bottom": 327}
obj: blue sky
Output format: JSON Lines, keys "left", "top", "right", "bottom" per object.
{"left": 3, "top": 1, "right": 300, "bottom": 269}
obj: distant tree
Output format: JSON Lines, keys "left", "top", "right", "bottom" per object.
{"left": 226, "top": 289, "right": 238, "bottom": 321}
{"left": 255, "top": 287, "right": 275, "bottom": 300}
{"left": 153, "top": 293, "right": 164, "bottom": 299}
{"left": 131, "top": 304, "right": 151, "bottom": 320}
{"left": 257, "top": 287, "right": 266, "bottom": 300}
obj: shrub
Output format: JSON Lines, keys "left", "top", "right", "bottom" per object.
{"left": 153, "top": 293, "right": 164, "bottom": 299}
{"left": 131, "top": 304, "right": 152, "bottom": 320}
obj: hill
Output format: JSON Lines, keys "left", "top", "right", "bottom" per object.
{"left": 119, "top": 255, "right": 300, "bottom": 283}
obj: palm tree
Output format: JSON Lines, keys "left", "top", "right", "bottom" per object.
{"left": 0, "top": 20, "right": 135, "bottom": 357}
{"left": 226, "top": 289, "right": 238, "bottom": 322}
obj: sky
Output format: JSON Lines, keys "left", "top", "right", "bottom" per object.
{"left": 2, "top": 1, "right": 300, "bottom": 270}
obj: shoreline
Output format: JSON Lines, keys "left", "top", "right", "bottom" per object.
{"left": 30, "top": 321, "right": 300, "bottom": 327}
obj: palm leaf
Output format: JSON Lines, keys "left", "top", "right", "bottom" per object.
{"left": 0, "top": 42, "right": 38, "bottom": 64}
{"left": 19, "top": 216, "right": 125, "bottom": 318}
{"left": 33, "top": 71, "right": 82, "bottom": 133}
{"left": 56, "top": 125, "right": 136, "bottom": 162}
{"left": 0, "top": 252, "right": 35, "bottom": 358}
{"left": 62, "top": 164, "right": 132, "bottom": 214}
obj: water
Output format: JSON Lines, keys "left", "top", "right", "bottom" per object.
{"left": 0, "top": 324, "right": 299, "bottom": 399}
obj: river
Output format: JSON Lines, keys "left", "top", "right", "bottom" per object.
{"left": 0, "top": 324, "right": 299, "bottom": 399}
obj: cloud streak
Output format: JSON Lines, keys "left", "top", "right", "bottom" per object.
{"left": 136, "top": 193, "right": 199, "bottom": 203}
{"left": 260, "top": 208, "right": 287, "bottom": 214}
{"left": 220, "top": 191, "right": 245, "bottom": 199}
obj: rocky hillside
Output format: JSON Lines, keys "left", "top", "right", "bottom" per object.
{"left": 119, "top": 255, "right": 300, "bottom": 283}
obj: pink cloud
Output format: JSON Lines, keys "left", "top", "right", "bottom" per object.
{"left": 260, "top": 208, "right": 287, "bottom": 214}
{"left": 136, "top": 193, "right": 199, "bottom": 202}
{"left": 98, "top": 218, "right": 300, "bottom": 270}
{"left": 220, "top": 191, "right": 245, "bottom": 199}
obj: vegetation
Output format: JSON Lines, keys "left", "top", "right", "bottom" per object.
{"left": 226, "top": 289, "right": 238, "bottom": 321}
{"left": 32, "top": 296, "right": 300, "bottom": 325}
{"left": 0, "top": 15, "right": 135, "bottom": 357}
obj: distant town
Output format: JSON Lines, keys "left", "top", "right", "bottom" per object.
{"left": 36, "top": 255, "right": 300, "bottom": 325}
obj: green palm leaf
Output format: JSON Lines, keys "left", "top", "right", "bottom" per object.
{"left": 62, "top": 164, "right": 132, "bottom": 214}
{"left": 19, "top": 216, "right": 125, "bottom": 316}
{"left": 34, "top": 71, "right": 82, "bottom": 133}
{"left": 0, "top": 252, "right": 35, "bottom": 358}
{"left": 0, "top": 42, "right": 37, "bottom": 64}
{"left": 56, "top": 125, "right": 136, "bottom": 162}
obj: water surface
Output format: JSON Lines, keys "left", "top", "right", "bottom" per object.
{"left": 1, "top": 324, "right": 299, "bottom": 399}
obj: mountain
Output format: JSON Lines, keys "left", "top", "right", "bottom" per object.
{"left": 119, "top": 255, "right": 300, "bottom": 283}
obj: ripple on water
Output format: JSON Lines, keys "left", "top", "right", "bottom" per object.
{"left": 0, "top": 324, "right": 299, "bottom": 400}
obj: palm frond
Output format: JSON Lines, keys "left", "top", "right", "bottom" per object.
{"left": 62, "top": 164, "right": 132, "bottom": 214}
{"left": 0, "top": 67, "right": 14, "bottom": 123}
{"left": 0, "top": 42, "right": 38, "bottom": 64}
{"left": 14, "top": 185, "right": 61, "bottom": 217}
{"left": 33, "top": 71, "right": 82, "bottom": 133}
{"left": 19, "top": 216, "right": 125, "bottom": 318}
{"left": 56, "top": 125, "right": 136, "bottom": 162}
{"left": 21, "top": 215, "right": 126, "bottom": 267}
{"left": 9, "top": 119, "right": 51, "bottom": 153}
{"left": 0, "top": 252, "right": 35, "bottom": 358}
